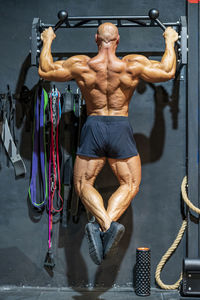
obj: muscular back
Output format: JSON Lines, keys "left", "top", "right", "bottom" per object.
{"left": 72, "top": 53, "right": 140, "bottom": 116}
{"left": 38, "top": 26, "right": 177, "bottom": 116}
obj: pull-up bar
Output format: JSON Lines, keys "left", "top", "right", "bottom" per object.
{"left": 30, "top": 9, "right": 187, "bottom": 68}
{"left": 42, "top": 9, "right": 180, "bottom": 29}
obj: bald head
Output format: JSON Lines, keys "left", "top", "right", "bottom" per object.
{"left": 96, "top": 22, "right": 119, "bottom": 44}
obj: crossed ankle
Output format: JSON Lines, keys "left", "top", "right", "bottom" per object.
{"left": 96, "top": 217, "right": 112, "bottom": 232}
{"left": 101, "top": 221, "right": 112, "bottom": 232}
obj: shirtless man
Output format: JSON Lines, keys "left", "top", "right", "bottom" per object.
{"left": 38, "top": 23, "right": 178, "bottom": 265}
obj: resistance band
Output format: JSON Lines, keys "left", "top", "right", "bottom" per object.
{"left": 60, "top": 87, "right": 74, "bottom": 228}
{"left": 44, "top": 88, "right": 63, "bottom": 269}
{"left": 29, "top": 87, "right": 48, "bottom": 208}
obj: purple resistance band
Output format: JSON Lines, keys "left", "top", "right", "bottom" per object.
{"left": 29, "top": 88, "right": 48, "bottom": 208}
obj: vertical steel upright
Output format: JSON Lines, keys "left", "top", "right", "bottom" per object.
{"left": 187, "top": 1, "right": 200, "bottom": 258}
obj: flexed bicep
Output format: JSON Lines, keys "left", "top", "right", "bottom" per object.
{"left": 38, "top": 55, "right": 90, "bottom": 82}
{"left": 139, "top": 58, "right": 175, "bottom": 83}
{"left": 123, "top": 54, "right": 176, "bottom": 84}
{"left": 38, "top": 59, "right": 74, "bottom": 82}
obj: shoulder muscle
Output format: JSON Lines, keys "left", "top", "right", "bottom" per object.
{"left": 123, "top": 54, "right": 150, "bottom": 66}
{"left": 63, "top": 55, "right": 90, "bottom": 67}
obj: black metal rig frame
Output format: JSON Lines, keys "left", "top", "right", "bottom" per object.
{"left": 30, "top": 10, "right": 200, "bottom": 298}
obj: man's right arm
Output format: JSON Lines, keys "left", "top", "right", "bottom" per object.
{"left": 38, "top": 27, "right": 89, "bottom": 82}
{"left": 123, "top": 27, "right": 178, "bottom": 83}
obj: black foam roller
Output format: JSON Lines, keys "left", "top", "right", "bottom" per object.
{"left": 135, "top": 247, "right": 151, "bottom": 296}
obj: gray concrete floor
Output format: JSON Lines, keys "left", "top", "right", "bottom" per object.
{"left": 0, "top": 287, "right": 180, "bottom": 300}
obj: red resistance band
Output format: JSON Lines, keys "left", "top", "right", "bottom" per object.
{"left": 48, "top": 88, "right": 63, "bottom": 250}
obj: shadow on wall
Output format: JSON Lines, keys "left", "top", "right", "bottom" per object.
{"left": 57, "top": 79, "right": 180, "bottom": 297}
{"left": 12, "top": 53, "right": 180, "bottom": 294}
{"left": 134, "top": 79, "right": 180, "bottom": 165}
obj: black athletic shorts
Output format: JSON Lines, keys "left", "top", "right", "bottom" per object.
{"left": 76, "top": 115, "right": 138, "bottom": 159}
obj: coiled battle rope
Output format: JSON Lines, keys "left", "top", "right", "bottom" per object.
{"left": 155, "top": 176, "right": 199, "bottom": 290}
